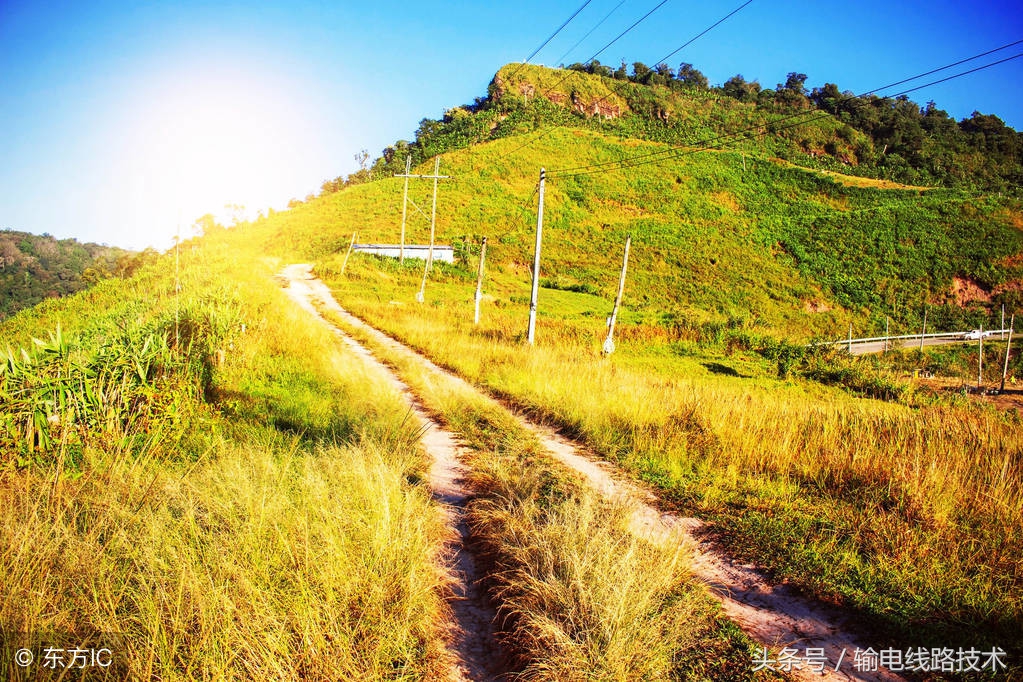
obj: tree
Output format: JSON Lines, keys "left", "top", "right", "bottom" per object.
{"left": 782, "top": 72, "right": 808, "bottom": 96}
{"left": 675, "top": 63, "right": 708, "bottom": 90}
{"left": 631, "top": 61, "right": 652, "bottom": 83}
{"left": 722, "top": 74, "right": 760, "bottom": 102}
{"left": 613, "top": 60, "right": 628, "bottom": 80}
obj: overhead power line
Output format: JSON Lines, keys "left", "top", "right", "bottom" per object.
{"left": 549, "top": 41, "right": 1023, "bottom": 178}
{"left": 489, "top": 0, "right": 752, "bottom": 167}
{"left": 505, "top": 0, "right": 596, "bottom": 83}
{"left": 553, "top": 0, "right": 629, "bottom": 67}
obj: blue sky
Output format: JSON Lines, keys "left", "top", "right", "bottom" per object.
{"left": 1, "top": 0, "right": 1021, "bottom": 250}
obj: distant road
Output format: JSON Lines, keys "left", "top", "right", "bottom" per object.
{"left": 826, "top": 330, "right": 1012, "bottom": 356}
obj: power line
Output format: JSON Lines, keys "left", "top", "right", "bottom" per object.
{"left": 553, "top": 0, "right": 629, "bottom": 67}
{"left": 549, "top": 43, "right": 1023, "bottom": 178}
{"left": 490, "top": 0, "right": 754, "bottom": 167}
{"left": 505, "top": 0, "right": 597, "bottom": 83}
{"left": 490, "top": 0, "right": 673, "bottom": 165}
{"left": 654, "top": 0, "right": 755, "bottom": 68}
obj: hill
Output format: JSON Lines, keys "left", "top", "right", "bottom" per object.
{"left": 0, "top": 230, "right": 150, "bottom": 320}
{"left": 280, "top": 113, "right": 1023, "bottom": 338}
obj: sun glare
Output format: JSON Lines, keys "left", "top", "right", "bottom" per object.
{"left": 104, "top": 60, "right": 329, "bottom": 248}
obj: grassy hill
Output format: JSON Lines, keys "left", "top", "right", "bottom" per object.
{"left": 2, "top": 62, "right": 1021, "bottom": 678}
{"left": 279, "top": 123, "right": 1023, "bottom": 339}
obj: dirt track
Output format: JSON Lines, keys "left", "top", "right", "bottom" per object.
{"left": 281, "top": 263, "right": 903, "bottom": 682}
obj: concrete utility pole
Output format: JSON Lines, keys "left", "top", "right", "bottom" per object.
{"left": 848, "top": 323, "right": 853, "bottom": 354}
{"left": 394, "top": 155, "right": 448, "bottom": 268}
{"left": 978, "top": 324, "right": 984, "bottom": 388}
{"left": 429, "top": 158, "right": 450, "bottom": 274}
{"left": 602, "top": 234, "right": 632, "bottom": 356}
{"left": 396, "top": 155, "right": 411, "bottom": 264}
{"left": 474, "top": 237, "right": 488, "bottom": 325}
{"left": 885, "top": 316, "right": 890, "bottom": 352}
{"left": 341, "top": 231, "right": 357, "bottom": 275}
{"left": 527, "top": 168, "right": 546, "bottom": 345}
{"left": 1001, "top": 304, "right": 1006, "bottom": 339}
{"left": 1001, "top": 314, "right": 1014, "bottom": 393}
{"left": 920, "top": 307, "right": 927, "bottom": 352}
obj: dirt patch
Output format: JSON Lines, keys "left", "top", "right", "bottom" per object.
{"left": 949, "top": 276, "right": 991, "bottom": 306}
{"left": 804, "top": 299, "right": 831, "bottom": 313}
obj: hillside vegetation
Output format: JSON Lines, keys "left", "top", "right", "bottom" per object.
{"left": 0, "top": 229, "right": 149, "bottom": 320}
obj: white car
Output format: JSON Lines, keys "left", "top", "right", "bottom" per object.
{"left": 961, "top": 329, "right": 993, "bottom": 340}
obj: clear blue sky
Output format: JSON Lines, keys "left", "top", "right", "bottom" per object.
{"left": 1, "top": 0, "right": 1021, "bottom": 250}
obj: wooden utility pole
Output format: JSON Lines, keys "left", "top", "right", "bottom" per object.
{"left": 474, "top": 237, "right": 488, "bottom": 325}
{"left": 341, "top": 231, "right": 357, "bottom": 274}
{"left": 920, "top": 307, "right": 927, "bottom": 352}
{"left": 602, "top": 235, "right": 632, "bottom": 356}
{"left": 527, "top": 169, "right": 546, "bottom": 345}
{"left": 396, "top": 155, "right": 411, "bottom": 264}
{"left": 1001, "top": 314, "right": 1014, "bottom": 392}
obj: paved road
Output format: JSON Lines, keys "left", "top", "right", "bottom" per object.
{"left": 847, "top": 336, "right": 981, "bottom": 356}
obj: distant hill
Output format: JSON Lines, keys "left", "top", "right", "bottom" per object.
{"left": 0, "top": 230, "right": 153, "bottom": 320}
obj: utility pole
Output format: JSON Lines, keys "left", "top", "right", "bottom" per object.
{"left": 885, "top": 316, "right": 890, "bottom": 352}
{"left": 527, "top": 168, "right": 546, "bottom": 345}
{"left": 428, "top": 157, "right": 443, "bottom": 273}
{"left": 1001, "top": 314, "right": 1014, "bottom": 392}
{"left": 175, "top": 220, "right": 180, "bottom": 349}
{"left": 474, "top": 237, "right": 488, "bottom": 325}
{"left": 848, "top": 323, "right": 853, "bottom": 354}
{"left": 341, "top": 231, "right": 357, "bottom": 274}
{"left": 394, "top": 155, "right": 448, "bottom": 268}
{"left": 396, "top": 155, "right": 411, "bottom": 264}
{"left": 978, "top": 324, "right": 984, "bottom": 388}
{"left": 602, "top": 234, "right": 631, "bottom": 356}
{"left": 1001, "top": 304, "right": 1006, "bottom": 339}
{"left": 920, "top": 307, "right": 927, "bottom": 352}
{"left": 1002, "top": 312, "right": 1010, "bottom": 388}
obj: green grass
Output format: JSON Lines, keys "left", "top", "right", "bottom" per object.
{"left": 268, "top": 124, "right": 1021, "bottom": 338}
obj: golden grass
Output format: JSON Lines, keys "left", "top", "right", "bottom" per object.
{"left": 317, "top": 303, "right": 760, "bottom": 679}
{"left": 322, "top": 272, "right": 1023, "bottom": 648}
{"left": 1, "top": 238, "right": 453, "bottom": 680}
